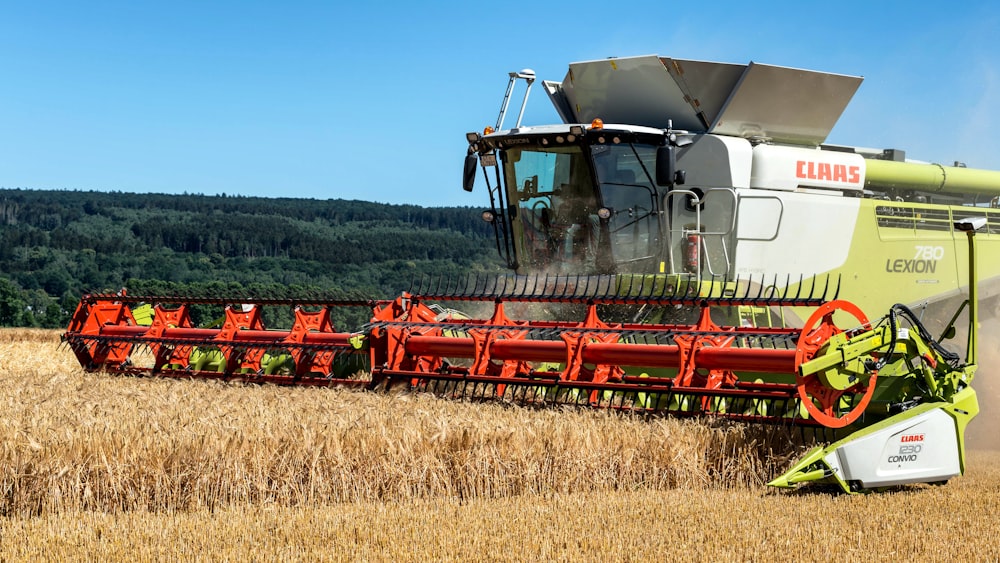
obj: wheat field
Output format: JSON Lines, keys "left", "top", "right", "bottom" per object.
{"left": 1, "top": 328, "right": 998, "bottom": 561}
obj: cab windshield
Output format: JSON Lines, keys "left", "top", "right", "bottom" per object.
{"left": 502, "top": 141, "right": 660, "bottom": 274}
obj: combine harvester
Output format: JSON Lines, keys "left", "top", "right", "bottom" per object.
{"left": 64, "top": 56, "right": 997, "bottom": 493}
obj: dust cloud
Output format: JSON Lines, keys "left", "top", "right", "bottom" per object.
{"left": 968, "top": 317, "right": 1000, "bottom": 451}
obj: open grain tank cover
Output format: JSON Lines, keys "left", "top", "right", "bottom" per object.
{"left": 545, "top": 55, "right": 863, "bottom": 146}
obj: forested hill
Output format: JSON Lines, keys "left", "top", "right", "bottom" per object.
{"left": 0, "top": 188, "right": 503, "bottom": 328}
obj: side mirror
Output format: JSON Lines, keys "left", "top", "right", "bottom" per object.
{"left": 655, "top": 146, "right": 674, "bottom": 187}
{"left": 463, "top": 154, "right": 478, "bottom": 192}
{"left": 655, "top": 146, "right": 686, "bottom": 187}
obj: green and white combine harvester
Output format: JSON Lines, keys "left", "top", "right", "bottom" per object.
{"left": 65, "top": 55, "right": 997, "bottom": 493}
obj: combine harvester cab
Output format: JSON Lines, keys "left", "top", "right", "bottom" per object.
{"left": 65, "top": 55, "right": 992, "bottom": 494}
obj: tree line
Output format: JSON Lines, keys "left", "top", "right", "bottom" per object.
{"left": 0, "top": 189, "right": 503, "bottom": 328}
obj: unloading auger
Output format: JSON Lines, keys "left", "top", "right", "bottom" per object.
{"left": 62, "top": 218, "right": 984, "bottom": 493}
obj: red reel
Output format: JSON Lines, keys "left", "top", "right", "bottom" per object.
{"left": 794, "top": 300, "right": 877, "bottom": 428}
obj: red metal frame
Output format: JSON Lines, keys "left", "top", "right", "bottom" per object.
{"left": 63, "top": 290, "right": 876, "bottom": 429}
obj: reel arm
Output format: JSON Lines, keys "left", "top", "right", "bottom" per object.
{"left": 797, "top": 310, "right": 971, "bottom": 407}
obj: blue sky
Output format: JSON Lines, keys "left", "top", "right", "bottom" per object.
{"left": 1, "top": 1, "right": 998, "bottom": 207}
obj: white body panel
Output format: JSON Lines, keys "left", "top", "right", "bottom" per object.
{"left": 673, "top": 134, "right": 862, "bottom": 279}
{"left": 824, "top": 408, "right": 961, "bottom": 488}
{"left": 750, "top": 144, "right": 866, "bottom": 192}
{"left": 733, "top": 189, "right": 860, "bottom": 277}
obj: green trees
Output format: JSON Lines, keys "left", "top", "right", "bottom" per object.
{"left": 0, "top": 277, "right": 25, "bottom": 326}
{"left": 0, "top": 277, "right": 63, "bottom": 328}
{"left": 0, "top": 189, "right": 502, "bottom": 328}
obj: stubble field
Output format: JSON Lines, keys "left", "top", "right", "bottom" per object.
{"left": 0, "top": 328, "right": 998, "bottom": 561}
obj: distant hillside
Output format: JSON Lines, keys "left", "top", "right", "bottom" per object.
{"left": 0, "top": 189, "right": 503, "bottom": 328}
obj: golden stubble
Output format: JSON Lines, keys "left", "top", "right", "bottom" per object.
{"left": 0, "top": 330, "right": 797, "bottom": 517}
{"left": 2, "top": 328, "right": 998, "bottom": 561}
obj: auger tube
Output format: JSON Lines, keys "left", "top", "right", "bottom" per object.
{"left": 865, "top": 158, "right": 1000, "bottom": 196}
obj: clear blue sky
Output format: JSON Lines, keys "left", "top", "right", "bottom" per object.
{"left": 1, "top": 1, "right": 998, "bottom": 207}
